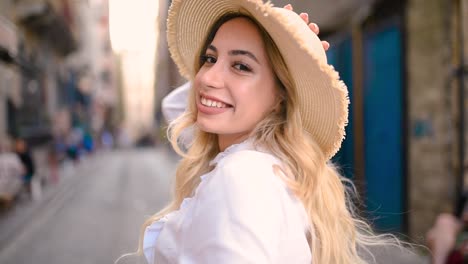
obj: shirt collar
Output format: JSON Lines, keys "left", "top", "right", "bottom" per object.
{"left": 209, "top": 138, "right": 255, "bottom": 166}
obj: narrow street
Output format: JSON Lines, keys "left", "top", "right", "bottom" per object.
{"left": 0, "top": 146, "right": 429, "bottom": 264}
{"left": 0, "top": 147, "right": 178, "bottom": 264}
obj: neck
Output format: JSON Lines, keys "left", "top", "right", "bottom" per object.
{"left": 218, "top": 133, "right": 250, "bottom": 152}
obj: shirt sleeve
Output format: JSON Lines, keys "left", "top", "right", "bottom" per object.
{"left": 181, "top": 151, "right": 285, "bottom": 264}
{"left": 161, "top": 81, "right": 191, "bottom": 123}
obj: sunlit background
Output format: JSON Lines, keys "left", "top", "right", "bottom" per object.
{"left": 0, "top": 0, "right": 466, "bottom": 263}
{"left": 109, "top": 0, "right": 158, "bottom": 140}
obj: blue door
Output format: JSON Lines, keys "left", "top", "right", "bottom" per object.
{"left": 363, "top": 20, "right": 404, "bottom": 232}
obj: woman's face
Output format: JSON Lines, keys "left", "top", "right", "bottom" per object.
{"left": 194, "top": 17, "right": 278, "bottom": 149}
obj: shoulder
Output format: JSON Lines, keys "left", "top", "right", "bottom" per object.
{"left": 220, "top": 150, "right": 279, "bottom": 170}
{"left": 205, "top": 150, "right": 286, "bottom": 219}
{"left": 219, "top": 150, "right": 279, "bottom": 179}
{"left": 212, "top": 150, "right": 284, "bottom": 197}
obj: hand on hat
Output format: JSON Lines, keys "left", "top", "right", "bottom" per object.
{"left": 283, "top": 4, "right": 330, "bottom": 51}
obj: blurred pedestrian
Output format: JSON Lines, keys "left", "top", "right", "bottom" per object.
{"left": 14, "top": 138, "right": 36, "bottom": 198}
{"left": 0, "top": 136, "right": 24, "bottom": 207}
{"left": 47, "top": 141, "right": 60, "bottom": 185}
{"left": 82, "top": 130, "right": 94, "bottom": 154}
{"left": 138, "top": 1, "right": 409, "bottom": 264}
{"left": 101, "top": 129, "right": 114, "bottom": 150}
{"left": 427, "top": 192, "right": 468, "bottom": 264}
{"left": 65, "top": 127, "right": 83, "bottom": 164}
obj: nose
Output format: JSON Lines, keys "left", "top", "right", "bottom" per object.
{"left": 198, "top": 60, "right": 225, "bottom": 90}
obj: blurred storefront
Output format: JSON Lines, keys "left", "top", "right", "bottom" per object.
{"left": 0, "top": 16, "right": 22, "bottom": 138}
{"left": 68, "top": 0, "right": 120, "bottom": 143}
{"left": 14, "top": 0, "right": 77, "bottom": 143}
{"left": 0, "top": 0, "right": 120, "bottom": 182}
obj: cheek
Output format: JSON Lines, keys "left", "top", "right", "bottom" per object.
{"left": 255, "top": 78, "right": 278, "bottom": 109}
{"left": 193, "top": 74, "right": 202, "bottom": 92}
{"left": 193, "top": 76, "right": 206, "bottom": 102}
{"left": 235, "top": 85, "right": 276, "bottom": 118}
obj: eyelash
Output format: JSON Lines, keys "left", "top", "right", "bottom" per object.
{"left": 233, "top": 62, "right": 252, "bottom": 72}
{"left": 200, "top": 54, "right": 216, "bottom": 65}
{"left": 200, "top": 54, "right": 252, "bottom": 73}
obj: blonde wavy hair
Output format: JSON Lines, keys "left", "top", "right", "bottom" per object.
{"left": 136, "top": 13, "right": 407, "bottom": 264}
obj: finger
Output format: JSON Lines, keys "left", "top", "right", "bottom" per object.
{"left": 299, "top": 13, "right": 309, "bottom": 24}
{"left": 322, "top": 41, "right": 330, "bottom": 51}
{"left": 283, "top": 4, "right": 293, "bottom": 11}
{"left": 309, "top": 23, "right": 319, "bottom": 35}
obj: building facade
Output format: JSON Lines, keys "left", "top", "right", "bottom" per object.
{"left": 0, "top": 0, "right": 120, "bottom": 182}
{"left": 320, "top": 0, "right": 467, "bottom": 240}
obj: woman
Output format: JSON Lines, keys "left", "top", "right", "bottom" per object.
{"left": 141, "top": 1, "right": 402, "bottom": 263}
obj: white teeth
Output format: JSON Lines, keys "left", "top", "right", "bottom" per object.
{"left": 200, "top": 96, "right": 228, "bottom": 108}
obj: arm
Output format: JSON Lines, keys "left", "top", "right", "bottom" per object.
{"left": 161, "top": 82, "right": 194, "bottom": 148}
{"left": 182, "top": 152, "right": 285, "bottom": 263}
{"left": 161, "top": 82, "right": 191, "bottom": 123}
{"left": 426, "top": 213, "right": 462, "bottom": 264}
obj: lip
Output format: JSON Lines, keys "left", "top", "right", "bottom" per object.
{"left": 197, "top": 93, "right": 233, "bottom": 115}
{"left": 199, "top": 93, "right": 231, "bottom": 106}
{"left": 197, "top": 100, "right": 231, "bottom": 115}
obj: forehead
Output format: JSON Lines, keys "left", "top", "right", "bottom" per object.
{"left": 211, "top": 17, "right": 266, "bottom": 53}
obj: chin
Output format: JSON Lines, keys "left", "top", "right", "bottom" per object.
{"left": 196, "top": 120, "right": 222, "bottom": 134}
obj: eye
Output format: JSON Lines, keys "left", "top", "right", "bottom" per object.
{"left": 233, "top": 62, "right": 252, "bottom": 72}
{"left": 200, "top": 54, "right": 216, "bottom": 65}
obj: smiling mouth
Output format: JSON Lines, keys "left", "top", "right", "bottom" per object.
{"left": 200, "top": 96, "right": 232, "bottom": 108}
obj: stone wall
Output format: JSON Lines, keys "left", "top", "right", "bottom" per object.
{"left": 406, "top": 0, "right": 466, "bottom": 241}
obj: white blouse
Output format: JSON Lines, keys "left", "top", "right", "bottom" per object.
{"left": 161, "top": 82, "right": 190, "bottom": 124}
{"left": 143, "top": 140, "right": 312, "bottom": 264}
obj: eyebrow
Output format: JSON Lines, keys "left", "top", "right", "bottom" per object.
{"left": 207, "top": 45, "right": 260, "bottom": 64}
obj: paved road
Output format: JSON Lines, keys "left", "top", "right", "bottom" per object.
{"left": 0, "top": 148, "right": 178, "bottom": 264}
{"left": 0, "top": 147, "right": 428, "bottom": 264}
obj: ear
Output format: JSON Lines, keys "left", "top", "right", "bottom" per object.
{"left": 272, "top": 84, "right": 286, "bottom": 114}
{"left": 272, "top": 95, "right": 285, "bottom": 114}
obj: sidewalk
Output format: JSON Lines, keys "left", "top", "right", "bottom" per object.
{"left": 0, "top": 156, "right": 98, "bottom": 249}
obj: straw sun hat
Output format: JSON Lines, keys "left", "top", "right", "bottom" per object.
{"left": 167, "top": 0, "right": 349, "bottom": 160}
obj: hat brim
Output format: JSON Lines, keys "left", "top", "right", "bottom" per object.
{"left": 167, "top": 0, "right": 349, "bottom": 160}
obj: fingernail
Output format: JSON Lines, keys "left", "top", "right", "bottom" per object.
{"left": 311, "top": 23, "right": 318, "bottom": 30}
